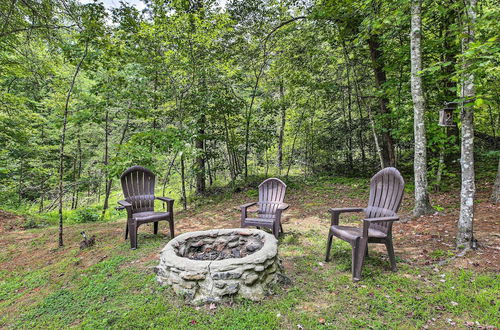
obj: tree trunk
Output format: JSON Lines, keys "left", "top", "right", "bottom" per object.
{"left": 368, "top": 34, "right": 396, "bottom": 167}
{"left": 71, "top": 155, "right": 77, "bottom": 209}
{"left": 411, "top": 0, "right": 435, "bottom": 216}
{"left": 491, "top": 157, "right": 500, "bottom": 203}
{"left": 181, "top": 153, "right": 187, "bottom": 210}
{"left": 195, "top": 114, "right": 206, "bottom": 194}
{"left": 457, "top": 0, "right": 477, "bottom": 248}
{"left": 58, "top": 41, "right": 88, "bottom": 247}
{"left": 101, "top": 102, "right": 110, "bottom": 218}
{"left": 277, "top": 80, "right": 286, "bottom": 175}
{"left": 75, "top": 136, "right": 82, "bottom": 209}
{"left": 244, "top": 64, "right": 266, "bottom": 179}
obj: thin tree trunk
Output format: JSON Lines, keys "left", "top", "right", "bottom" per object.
{"left": 58, "top": 41, "right": 88, "bottom": 247}
{"left": 341, "top": 40, "right": 366, "bottom": 169}
{"left": 244, "top": 64, "right": 266, "bottom": 179}
{"left": 205, "top": 141, "right": 213, "bottom": 187}
{"left": 491, "top": 157, "right": 500, "bottom": 203}
{"left": 75, "top": 136, "right": 82, "bottom": 209}
{"left": 368, "top": 34, "right": 396, "bottom": 167}
{"left": 277, "top": 80, "right": 286, "bottom": 175}
{"left": 181, "top": 153, "right": 187, "bottom": 210}
{"left": 223, "top": 113, "right": 236, "bottom": 181}
{"left": 457, "top": 0, "right": 477, "bottom": 248}
{"left": 71, "top": 155, "right": 77, "bottom": 209}
{"left": 101, "top": 102, "right": 110, "bottom": 218}
{"left": 18, "top": 159, "right": 23, "bottom": 205}
{"left": 411, "top": 0, "right": 434, "bottom": 216}
{"left": 102, "top": 111, "right": 130, "bottom": 217}
{"left": 195, "top": 114, "right": 206, "bottom": 194}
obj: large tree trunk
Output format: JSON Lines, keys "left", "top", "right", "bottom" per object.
{"left": 368, "top": 35, "right": 396, "bottom": 168}
{"left": 411, "top": 0, "right": 435, "bottom": 216}
{"left": 58, "top": 41, "right": 88, "bottom": 247}
{"left": 491, "top": 157, "right": 500, "bottom": 203}
{"left": 457, "top": 0, "right": 477, "bottom": 248}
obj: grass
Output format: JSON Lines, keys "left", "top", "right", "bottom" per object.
{"left": 0, "top": 178, "right": 498, "bottom": 329}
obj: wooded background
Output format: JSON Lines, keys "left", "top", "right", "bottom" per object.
{"left": 0, "top": 0, "right": 498, "bottom": 247}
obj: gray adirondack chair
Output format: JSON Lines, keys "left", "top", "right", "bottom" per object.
{"left": 325, "top": 167, "right": 405, "bottom": 281}
{"left": 240, "top": 178, "right": 289, "bottom": 238}
{"left": 117, "top": 166, "right": 174, "bottom": 249}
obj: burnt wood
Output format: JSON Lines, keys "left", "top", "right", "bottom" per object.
{"left": 117, "top": 166, "right": 175, "bottom": 249}
{"left": 240, "top": 178, "right": 288, "bottom": 238}
{"left": 325, "top": 167, "right": 405, "bottom": 281}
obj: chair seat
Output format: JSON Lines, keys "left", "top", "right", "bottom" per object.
{"left": 133, "top": 211, "right": 171, "bottom": 223}
{"left": 330, "top": 225, "right": 387, "bottom": 242}
{"left": 244, "top": 217, "right": 275, "bottom": 227}
{"left": 257, "top": 212, "right": 275, "bottom": 219}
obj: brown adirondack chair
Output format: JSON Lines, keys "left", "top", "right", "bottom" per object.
{"left": 240, "top": 178, "right": 288, "bottom": 238}
{"left": 116, "top": 166, "right": 174, "bottom": 249}
{"left": 325, "top": 167, "right": 405, "bottom": 281}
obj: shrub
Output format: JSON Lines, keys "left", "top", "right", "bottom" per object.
{"left": 74, "top": 207, "right": 100, "bottom": 223}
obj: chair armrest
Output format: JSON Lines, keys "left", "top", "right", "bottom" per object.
{"left": 240, "top": 202, "right": 257, "bottom": 210}
{"left": 116, "top": 200, "right": 132, "bottom": 211}
{"left": 329, "top": 207, "right": 364, "bottom": 226}
{"left": 156, "top": 196, "right": 174, "bottom": 203}
{"left": 363, "top": 216, "right": 399, "bottom": 223}
{"left": 362, "top": 216, "right": 399, "bottom": 237}
{"left": 156, "top": 196, "right": 174, "bottom": 212}
{"left": 277, "top": 203, "right": 289, "bottom": 210}
{"left": 329, "top": 207, "right": 364, "bottom": 214}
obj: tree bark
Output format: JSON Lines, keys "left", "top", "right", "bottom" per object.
{"left": 181, "top": 153, "right": 187, "bottom": 210}
{"left": 368, "top": 34, "right": 396, "bottom": 167}
{"left": 277, "top": 80, "right": 286, "bottom": 175}
{"left": 58, "top": 41, "right": 88, "bottom": 247}
{"left": 244, "top": 65, "right": 265, "bottom": 179}
{"left": 491, "top": 157, "right": 500, "bottom": 204}
{"left": 195, "top": 114, "right": 206, "bottom": 194}
{"left": 411, "top": 0, "right": 435, "bottom": 216}
{"left": 101, "top": 102, "right": 110, "bottom": 218}
{"left": 457, "top": 0, "right": 477, "bottom": 248}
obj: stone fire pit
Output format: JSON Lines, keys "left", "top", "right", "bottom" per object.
{"left": 155, "top": 228, "right": 280, "bottom": 304}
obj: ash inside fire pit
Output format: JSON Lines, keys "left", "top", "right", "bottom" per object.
{"left": 155, "top": 229, "right": 281, "bottom": 304}
{"left": 181, "top": 232, "right": 263, "bottom": 260}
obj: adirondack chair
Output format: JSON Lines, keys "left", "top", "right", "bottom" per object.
{"left": 325, "top": 167, "right": 405, "bottom": 281}
{"left": 240, "top": 178, "right": 289, "bottom": 238}
{"left": 116, "top": 166, "right": 174, "bottom": 249}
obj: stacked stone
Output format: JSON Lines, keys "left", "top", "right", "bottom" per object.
{"left": 181, "top": 232, "right": 263, "bottom": 260}
{"left": 155, "top": 229, "right": 280, "bottom": 305}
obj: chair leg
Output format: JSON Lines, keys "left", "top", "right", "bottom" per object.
{"left": 385, "top": 239, "right": 397, "bottom": 271}
{"left": 365, "top": 244, "right": 369, "bottom": 258}
{"left": 129, "top": 223, "right": 138, "bottom": 249}
{"left": 280, "top": 223, "right": 284, "bottom": 233}
{"left": 272, "top": 222, "right": 280, "bottom": 239}
{"left": 325, "top": 231, "right": 334, "bottom": 262}
{"left": 153, "top": 221, "right": 159, "bottom": 235}
{"left": 125, "top": 223, "right": 129, "bottom": 240}
{"left": 353, "top": 238, "right": 367, "bottom": 282}
{"left": 169, "top": 219, "right": 175, "bottom": 238}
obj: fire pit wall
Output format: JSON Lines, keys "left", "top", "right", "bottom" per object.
{"left": 155, "top": 229, "right": 280, "bottom": 304}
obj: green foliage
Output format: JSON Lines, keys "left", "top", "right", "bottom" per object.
{"left": 73, "top": 207, "right": 101, "bottom": 223}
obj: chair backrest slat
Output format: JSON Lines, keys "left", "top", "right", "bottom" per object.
{"left": 120, "top": 166, "right": 156, "bottom": 213}
{"left": 365, "top": 167, "right": 405, "bottom": 233}
{"left": 258, "top": 178, "right": 286, "bottom": 215}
